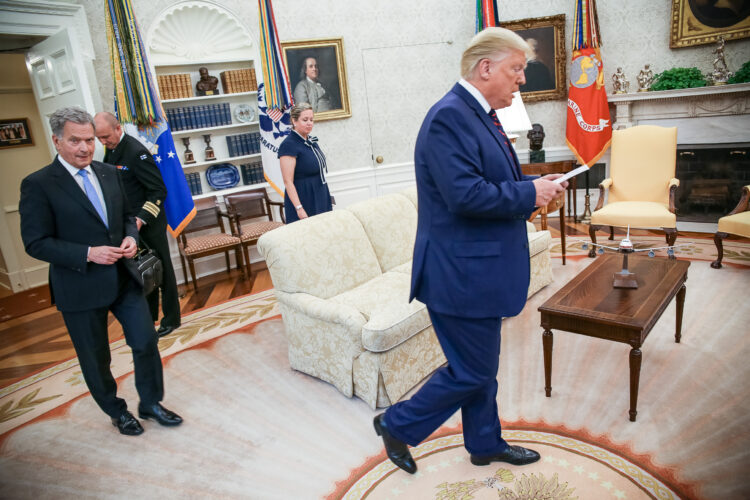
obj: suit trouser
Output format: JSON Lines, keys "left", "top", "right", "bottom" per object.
{"left": 61, "top": 272, "right": 164, "bottom": 418}
{"left": 384, "top": 308, "right": 508, "bottom": 456}
{"left": 141, "top": 222, "right": 181, "bottom": 328}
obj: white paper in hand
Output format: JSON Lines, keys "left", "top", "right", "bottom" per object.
{"left": 553, "top": 165, "right": 589, "bottom": 184}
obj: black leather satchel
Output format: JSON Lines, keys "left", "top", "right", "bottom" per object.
{"left": 134, "top": 242, "right": 163, "bottom": 296}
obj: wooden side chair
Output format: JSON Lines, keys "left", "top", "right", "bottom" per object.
{"left": 177, "top": 197, "right": 244, "bottom": 292}
{"left": 711, "top": 184, "right": 750, "bottom": 269}
{"left": 223, "top": 189, "right": 284, "bottom": 278}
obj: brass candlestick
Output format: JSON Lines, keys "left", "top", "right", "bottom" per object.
{"left": 203, "top": 134, "right": 216, "bottom": 161}
{"left": 181, "top": 137, "right": 195, "bottom": 165}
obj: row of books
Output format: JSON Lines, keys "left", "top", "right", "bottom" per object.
{"left": 185, "top": 172, "right": 203, "bottom": 196}
{"left": 220, "top": 69, "right": 257, "bottom": 93}
{"left": 158, "top": 73, "right": 193, "bottom": 100}
{"left": 240, "top": 161, "right": 265, "bottom": 185}
{"left": 226, "top": 132, "right": 262, "bottom": 157}
{"left": 166, "top": 103, "right": 232, "bottom": 131}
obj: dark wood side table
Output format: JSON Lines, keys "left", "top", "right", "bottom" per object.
{"left": 538, "top": 254, "right": 690, "bottom": 421}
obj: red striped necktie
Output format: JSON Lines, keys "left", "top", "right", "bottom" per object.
{"left": 488, "top": 109, "right": 522, "bottom": 179}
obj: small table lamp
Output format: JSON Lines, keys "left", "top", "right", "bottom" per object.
{"left": 495, "top": 91, "right": 532, "bottom": 145}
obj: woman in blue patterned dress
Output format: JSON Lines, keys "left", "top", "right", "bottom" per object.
{"left": 278, "top": 103, "right": 332, "bottom": 223}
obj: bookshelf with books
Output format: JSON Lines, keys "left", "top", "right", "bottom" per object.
{"left": 154, "top": 59, "right": 267, "bottom": 197}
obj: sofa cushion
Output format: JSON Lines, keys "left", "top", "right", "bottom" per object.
{"left": 401, "top": 186, "right": 418, "bottom": 208}
{"left": 329, "top": 272, "right": 430, "bottom": 353}
{"left": 528, "top": 229, "right": 551, "bottom": 258}
{"left": 257, "top": 210, "right": 382, "bottom": 299}
{"left": 345, "top": 193, "right": 417, "bottom": 273}
{"left": 390, "top": 261, "right": 412, "bottom": 274}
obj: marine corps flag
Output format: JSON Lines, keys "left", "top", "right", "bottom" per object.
{"left": 565, "top": 0, "right": 611, "bottom": 166}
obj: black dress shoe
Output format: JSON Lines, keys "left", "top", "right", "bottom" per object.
{"left": 373, "top": 414, "right": 417, "bottom": 474}
{"left": 470, "top": 445, "right": 541, "bottom": 466}
{"left": 138, "top": 403, "right": 183, "bottom": 426}
{"left": 156, "top": 324, "right": 180, "bottom": 337}
{"left": 111, "top": 411, "right": 144, "bottom": 436}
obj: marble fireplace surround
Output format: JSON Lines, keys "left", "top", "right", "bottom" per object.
{"left": 608, "top": 82, "right": 750, "bottom": 143}
{"left": 607, "top": 83, "right": 750, "bottom": 232}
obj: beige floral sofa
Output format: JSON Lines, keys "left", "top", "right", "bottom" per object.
{"left": 257, "top": 188, "right": 553, "bottom": 408}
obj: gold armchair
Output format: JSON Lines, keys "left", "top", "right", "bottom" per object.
{"left": 588, "top": 125, "right": 680, "bottom": 257}
{"left": 711, "top": 185, "right": 750, "bottom": 269}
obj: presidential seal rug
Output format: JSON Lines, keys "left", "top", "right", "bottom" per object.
{"left": 331, "top": 426, "right": 689, "bottom": 499}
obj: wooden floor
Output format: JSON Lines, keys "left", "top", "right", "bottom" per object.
{"left": 0, "top": 219, "right": 713, "bottom": 389}
{"left": 0, "top": 264, "right": 272, "bottom": 389}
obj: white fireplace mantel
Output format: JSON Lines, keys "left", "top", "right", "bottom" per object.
{"left": 608, "top": 83, "right": 750, "bottom": 144}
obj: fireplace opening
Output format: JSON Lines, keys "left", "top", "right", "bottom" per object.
{"left": 675, "top": 144, "right": 749, "bottom": 223}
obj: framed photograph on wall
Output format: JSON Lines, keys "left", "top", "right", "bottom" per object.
{"left": 282, "top": 37, "right": 351, "bottom": 122}
{"left": 501, "top": 14, "right": 566, "bottom": 103}
{"left": 670, "top": 0, "right": 750, "bottom": 48}
{"left": 0, "top": 118, "right": 33, "bottom": 149}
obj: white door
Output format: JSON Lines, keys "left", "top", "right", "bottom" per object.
{"left": 362, "top": 41, "right": 461, "bottom": 195}
{"left": 26, "top": 28, "right": 102, "bottom": 157}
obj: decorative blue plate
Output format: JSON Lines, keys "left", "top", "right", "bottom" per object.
{"left": 206, "top": 163, "right": 240, "bottom": 190}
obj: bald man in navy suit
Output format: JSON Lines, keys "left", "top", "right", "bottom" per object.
{"left": 19, "top": 107, "right": 182, "bottom": 436}
{"left": 373, "top": 28, "right": 566, "bottom": 473}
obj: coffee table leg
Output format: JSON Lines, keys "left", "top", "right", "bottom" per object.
{"left": 629, "top": 347, "right": 642, "bottom": 422}
{"left": 543, "top": 329, "right": 553, "bottom": 397}
{"left": 675, "top": 284, "right": 686, "bottom": 343}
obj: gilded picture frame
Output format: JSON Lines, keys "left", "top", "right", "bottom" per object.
{"left": 670, "top": 0, "right": 750, "bottom": 48}
{"left": 281, "top": 37, "right": 351, "bottom": 122}
{"left": 501, "top": 14, "right": 566, "bottom": 103}
{"left": 0, "top": 118, "right": 33, "bottom": 149}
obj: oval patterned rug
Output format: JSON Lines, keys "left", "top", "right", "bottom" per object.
{"left": 333, "top": 426, "right": 689, "bottom": 499}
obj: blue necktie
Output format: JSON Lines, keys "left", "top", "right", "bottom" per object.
{"left": 77, "top": 169, "right": 108, "bottom": 227}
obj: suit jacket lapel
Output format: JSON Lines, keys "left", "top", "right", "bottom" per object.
{"left": 52, "top": 159, "right": 107, "bottom": 224}
{"left": 451, "top": 84, "right": 521, "bottom": 181}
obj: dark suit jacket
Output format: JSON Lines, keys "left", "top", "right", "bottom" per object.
{"left": 103, "top": 133, "right": 167, "bottom": 229}
{"left": 19, "top": 158, "right": 140, "bottom": 312}
{"left": 410, "top": 83, "right": 538, "bottom": 319}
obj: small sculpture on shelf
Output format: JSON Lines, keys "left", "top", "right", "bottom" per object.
{"left": 527, "top": 123, "right": 546, "bottom": 163}
{"left": 612, "top": 67, "right": 629, "bottom": 94}
{"left": 196, "top": 67, "right": 220, "bottom": 96}
{"left": 708, "top": 36, "right": 731, "bottom": 85}
{"left": 181, "top": 137, "right": 196, "bottom": 164}
{"left": 637, "top": 64, "right": 654, "bottom": 92}
{"left": 203, "top": 134, "right": 216, "bottom": 161}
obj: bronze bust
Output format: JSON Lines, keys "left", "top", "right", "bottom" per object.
{"left": 527, "top": 123, "right": 546, "bottom": 163}
{"left": 196, "top": 67, "right": 219, "bottom": 96}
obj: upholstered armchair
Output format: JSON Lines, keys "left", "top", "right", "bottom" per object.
{"left": 588, "top": 125, "right": 679, "bottom": 257}
{"left": 711, "top": 185, "right": 750, "bottom": 269}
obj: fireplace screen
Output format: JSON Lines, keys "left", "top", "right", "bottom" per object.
{"left": 676, "top": 145, "right": 749, "bottom": 223}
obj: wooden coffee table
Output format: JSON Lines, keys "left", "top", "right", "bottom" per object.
{"left": 539, "top": 254, "right": 690, "bottom": 421}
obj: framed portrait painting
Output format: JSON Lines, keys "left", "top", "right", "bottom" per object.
{"left": 0, "top": 118, "right": 33, "bottom": 149}
{"left": 501, "top": 14, "right": 566, "bottom": 103}
{"left": 281, "top": 37, "right": 351, "bottom": 122}
{"left": 670, "top": 0, "right": 750, "bottom": 47}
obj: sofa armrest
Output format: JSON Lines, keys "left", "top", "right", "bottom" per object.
{"left": 275, "top": 290, "right": 366, "bottom": 333}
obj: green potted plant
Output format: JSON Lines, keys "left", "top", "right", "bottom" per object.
{"left": 728, "top": 60, "right": 750, "bottom": 84}
{"left": 650, "top": 67, "right": 707, "bottom": 91}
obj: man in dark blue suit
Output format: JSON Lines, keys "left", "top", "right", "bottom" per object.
{"left": 19, "top": 107, "right": 182, "bottom": 436}
{"left": 374, "top": 28, "right": 566, "bottom": 473}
